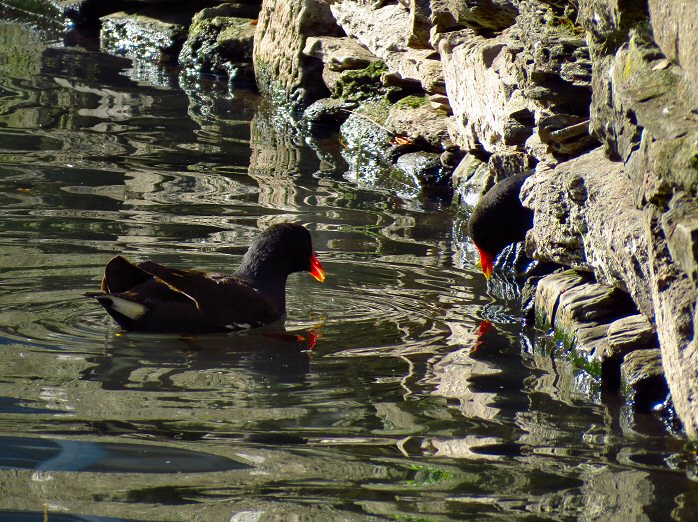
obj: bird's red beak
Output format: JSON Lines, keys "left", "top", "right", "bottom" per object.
{"left": 476, "top": 245, "right": 494, "bottom": 281}
{"left": 309, "top": 252, "right": 326, "bottom": 282}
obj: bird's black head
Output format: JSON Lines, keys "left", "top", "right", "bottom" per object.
{"left": 237, "top": 223, "right": 325, "bottom": 283}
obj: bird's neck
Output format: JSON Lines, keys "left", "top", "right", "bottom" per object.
{"left": 235, "top": 260, "right": 289, "bottom": 311}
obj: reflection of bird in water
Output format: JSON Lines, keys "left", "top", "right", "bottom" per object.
{"left": 84, "top": 326, "right": 321, "bottom": 392}
{"left": 467, "top": 171, "right": 533, "bottom": 280}
{"left": 87, "top": 223, "right": 326, "bottom": 333}
{"left": 471, "top": 320, "right": 494, "bottom": 354}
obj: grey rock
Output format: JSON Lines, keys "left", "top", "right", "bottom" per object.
{"left": 428, "top": 93, "right": 451, "bottom": 113}
{"left": 445, "top": 0, "right": 518, "bottom": 31}
{"left": 487, "top": 151, "right": 534, "bottom": 181}
{"left": 573, "top": 7, "right": 698, "bottom": 436}
{"left": 662, "top": 198, "right": 698, "bottom": 285}
{"left": 534, "top": 269, "right": 590, "bottom": 327}
{"left": 429, "top": 0, "right": 459, "bottom": 33}
{"left": 621, "top": 349, "right": 668, "bottom": 413}
{"left": 437, "top": 14, "right": 593, "bottom": 156}
{"left": 578, "top": 0, "right": 648, "bottom": 51}
{"left": 406, "top": 0, "right": 432, "bottom": 48}
{"left": 451, "top": 153, "right": 490, "bottom": 208}
{"left": 254, "top": 0, "right": 340, "bottom": 110}
{"left": 100, "top": 10, "right": 189, "bottom": 62}
{"left": 522, "top": 148, "right": 654, "bottom": 316}
{"left": 303, "top": 97, "right": 357, "bottom": 128}
{"left": 303, "top": 36, "right": 379, "bottom": 93}
{"left": 574, "top": 323, "right": 611, "bottom": 368}
{"left": 328, "top": 1, "right": 446, "bottom": 94}
{"left": 339, "top": 101, "right": 395, "bottom": 183}
{"left": 179, "top": 5, "right": 257, "bottom": 81}
{"left": 394, "top": 151, "right": 450, "bottom": 189}
{"left": 606, "top": 314, "right": 658, "bottom": 359}
{"left": 555, "top": 281, "right": 633, "bottom": 329}
{"left": 384, "top": 95, "right": 450, "bottom": 149}
{"left": 648, "top": 0, "right": 698, "bottom": 106}
{"left": 440, "top": 147, "right": 464, "bottom": 168}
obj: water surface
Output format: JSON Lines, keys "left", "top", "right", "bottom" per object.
{"left": 0, "top": 15, "right": 696, "bottom": 522}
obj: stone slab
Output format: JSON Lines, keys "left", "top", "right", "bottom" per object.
{"left": 534, "top": 270, "right": 590, "bottom": 327}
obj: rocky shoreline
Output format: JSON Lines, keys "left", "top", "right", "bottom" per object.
{"left": 17, "top": 0, "right": 697, "bottom": 438}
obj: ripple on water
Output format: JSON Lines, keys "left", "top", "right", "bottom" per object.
{"left": 287, "top": 258, "right": 485, "bottom": 356}
{"left": 0, "top": 249, "right": 484, "bottom": 359}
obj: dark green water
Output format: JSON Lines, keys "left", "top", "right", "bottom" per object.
{"left": 0, "top": 14, "right": 696, "bottom": 522}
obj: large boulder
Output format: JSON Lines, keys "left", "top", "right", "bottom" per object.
{"left": 327, "top": 1, "right": 446, "bottom": 95}
{"left": 435, "top": 5, "right": 596, "bottom": 162}
{"left": 648, "top": 0, "right": 698, "bottom": 106}
{"left": 522, "top": 148, "right": 653, "bottom": 316}
{"left": 253, "top": 0, "right": 340, "bottom": 111}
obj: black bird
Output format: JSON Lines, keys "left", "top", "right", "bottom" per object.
{"left": 467, "top": 171, "right": 534, "bottom": 279}
{"left": 88, "top": 223, "right": 326, "bottom": 333}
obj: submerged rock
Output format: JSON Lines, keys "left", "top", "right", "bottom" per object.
{"left": 179, "top": 4, "right": 258, "bottom": 84}
{"left": 100, "top": 9, "right": 190, "bottom": 62}
{"left": 394, "top": 151, "right": 451, "bottom": 194}
{"left": 451, "top": 154, "right": 490, "bottom": 208}
{"left": 303, "top": 97, "right": 357, "bottom": 130}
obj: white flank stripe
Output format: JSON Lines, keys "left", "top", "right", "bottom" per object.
{"left": 109, "top": 296, "right": 148, "bottom": 320}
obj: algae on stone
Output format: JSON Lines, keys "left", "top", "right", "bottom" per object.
{"left": 334, "top": 61, "right": 391, "bottom": 102}
{"left": 179, "top": 6, "right": 256, "bottom": 82}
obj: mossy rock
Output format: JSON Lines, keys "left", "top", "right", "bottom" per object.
{"left": 393, "top": 95, "right": 429, "bottom": 110}
{"left": 333, "top": 61, "right": 394, "bottom": 102}
{"left": 180, "top": 8, "right": 256, "bottom": 80}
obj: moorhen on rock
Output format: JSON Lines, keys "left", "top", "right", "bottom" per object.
{"left": 88, "top": 223, "right": 326, "bottom": 333}
{"left": 467, "top": 171, "right": 533, "bottom": 280}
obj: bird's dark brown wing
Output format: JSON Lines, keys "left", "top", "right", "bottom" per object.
{"left": 102, "top": 255, "right": 153, "bottom": 293}
{"left": 136, "top": 260, "right": 282, "bottom": 327}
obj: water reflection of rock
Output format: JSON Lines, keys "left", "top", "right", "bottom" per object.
{"left": 429, "top": 346, "right": 501, "bottom": 421}
{"left": 413, "top": 321, "right": 673, "bottom": 520}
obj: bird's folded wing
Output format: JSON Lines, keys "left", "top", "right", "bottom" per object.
{"left": 102, "top": 255, "right": 153, "bottom": 293}
{"left": 136, "top": 260, "right": 280, "bottom": 324}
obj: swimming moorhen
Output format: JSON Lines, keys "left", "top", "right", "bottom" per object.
{"left": 88, "top": 223, "right": 326, "bottom": 333}
{"left": 467, "top": 171, "right": 533, "bottom": 279}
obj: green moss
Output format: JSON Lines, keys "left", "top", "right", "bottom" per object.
{"left": 546, "top": 325, "right": 603, "bottom": 379}
{"left": 334, "top": 61, "right": 391, "bottom": 102}
{"left": 394, "top": 95, "right": 428, "bottom": 110}
{"left": 571, "top": 349, "right": 602, "bottom": 379}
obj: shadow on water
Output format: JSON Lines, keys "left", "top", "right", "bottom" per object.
{"left": 0, "top": 435, "right": 246, "bottom": 473}
{"left": 83, "top": 328, "right": 316, "bottom": 391}
{"left": 1, "top": 12, "right": 698, "bottom": 522}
